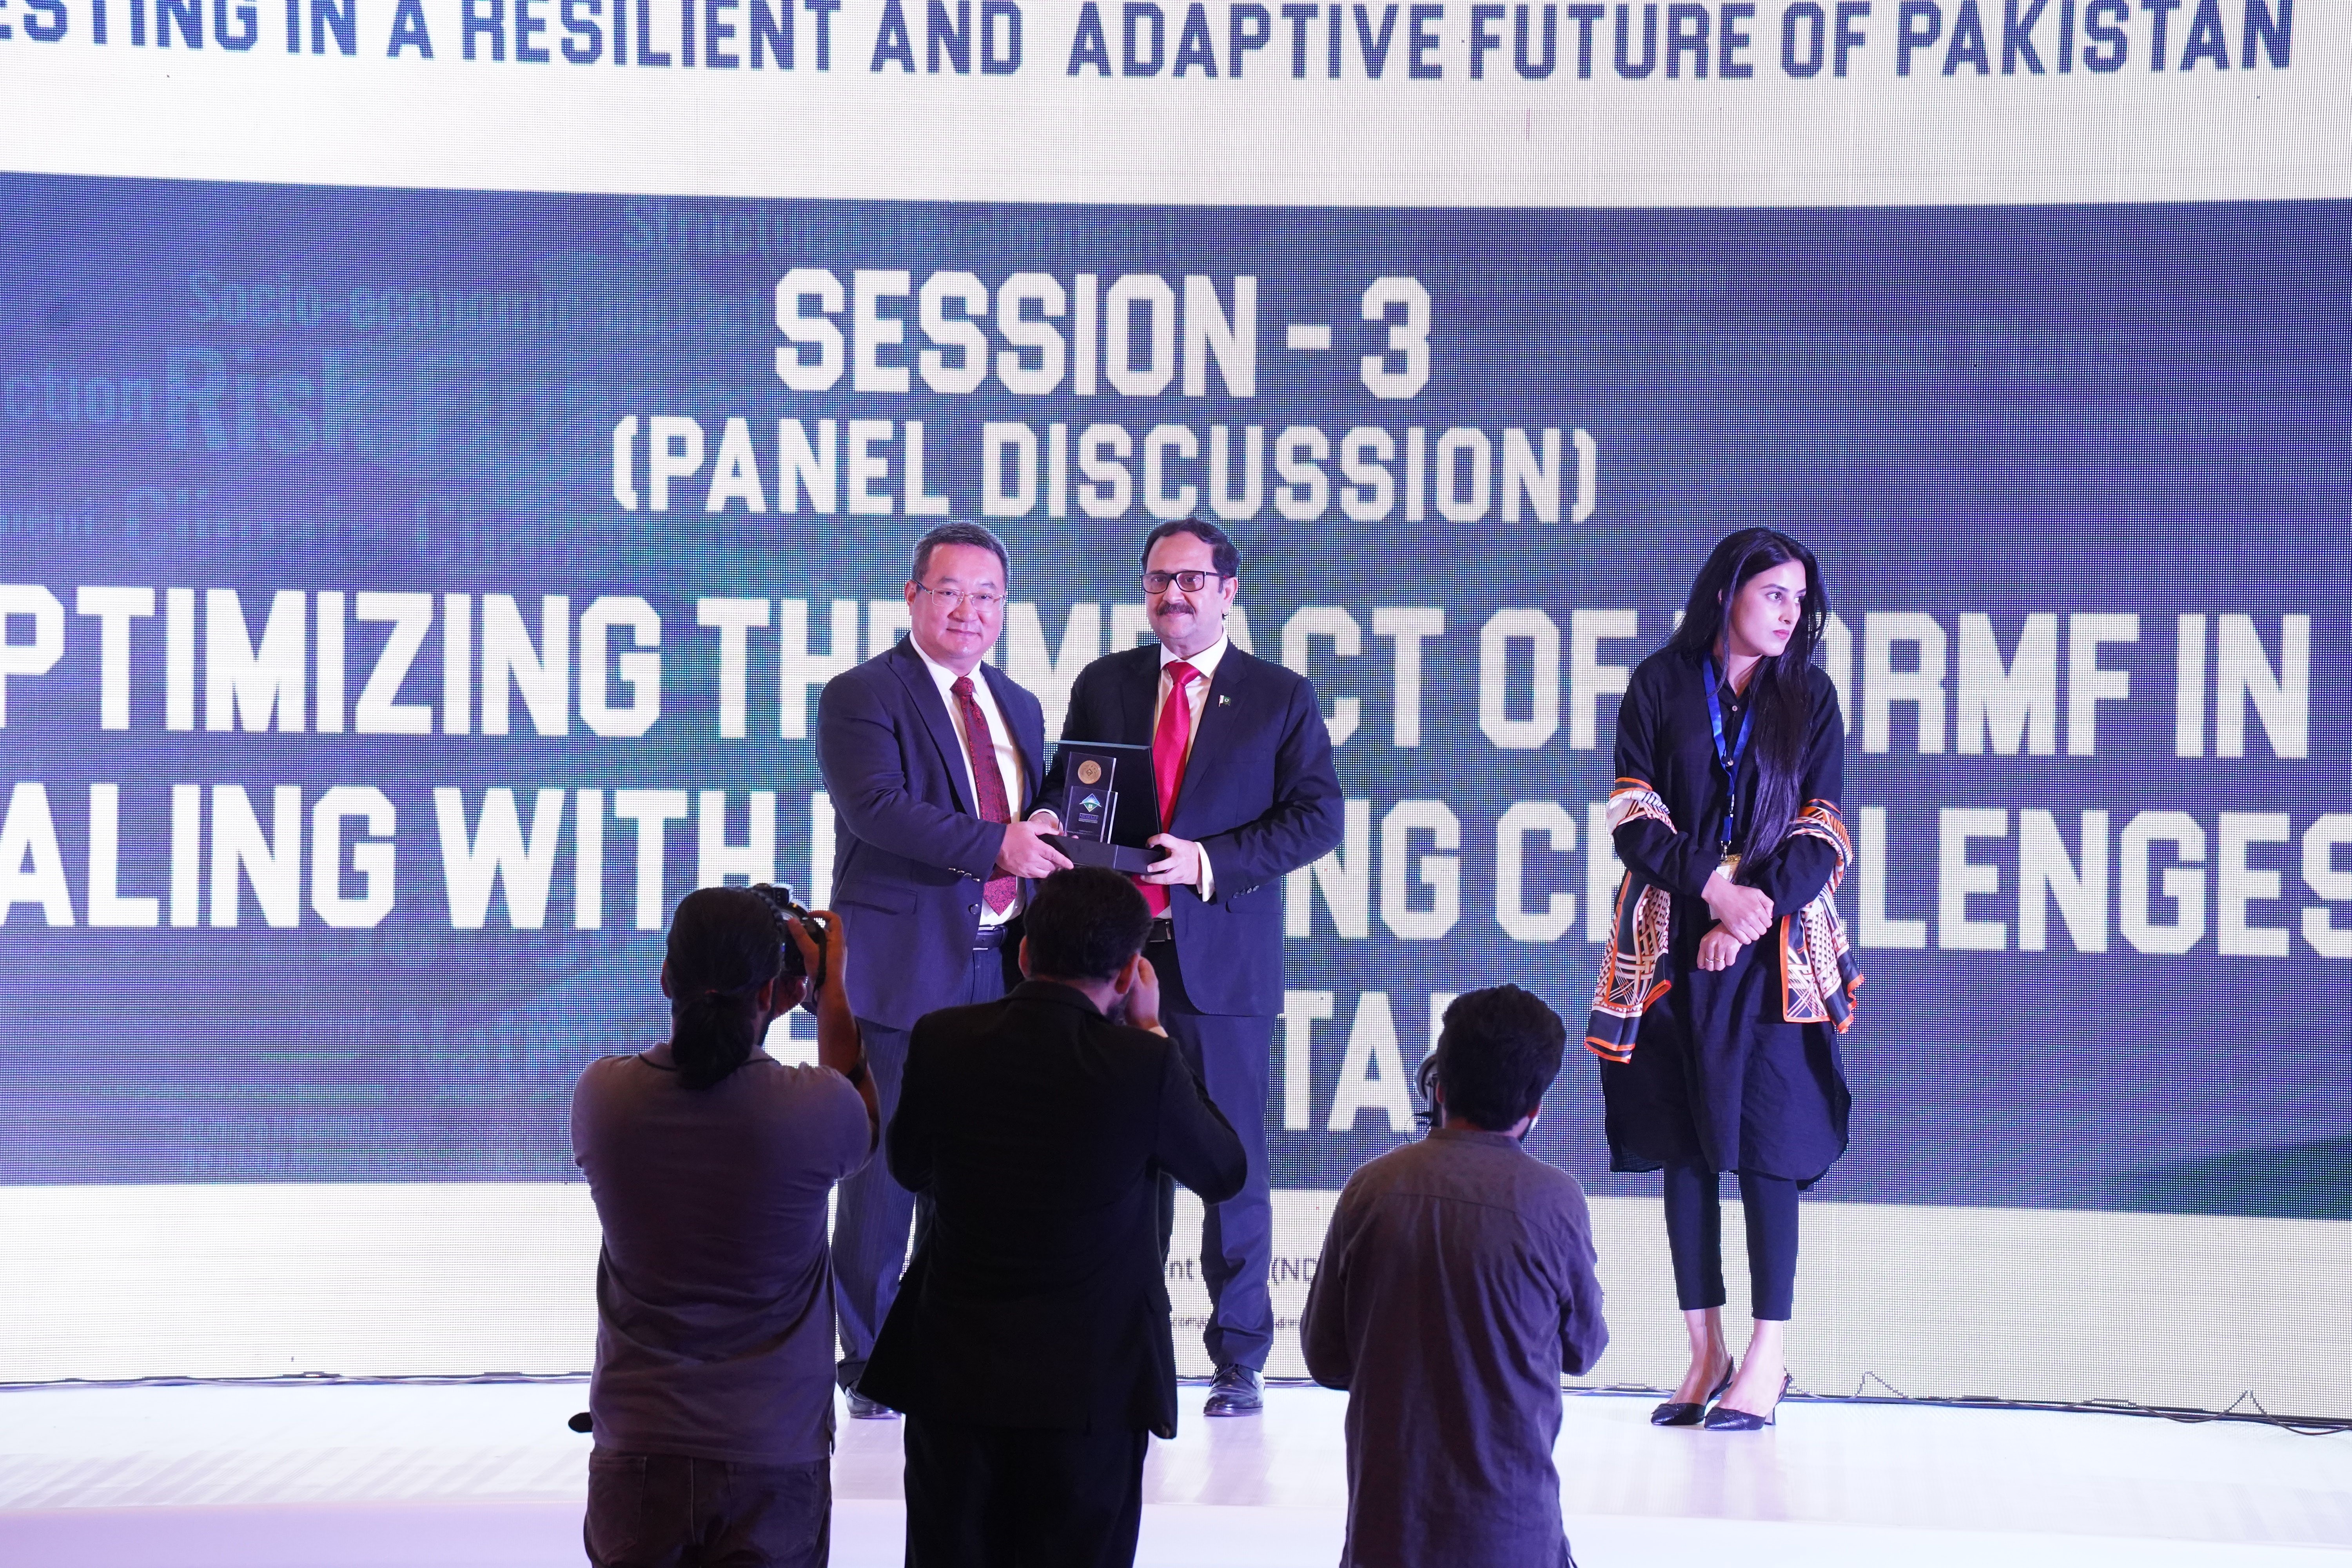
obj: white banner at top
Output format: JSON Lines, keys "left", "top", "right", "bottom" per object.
{"left": 1, "top": 0, "right": 2347, "bottom": 207}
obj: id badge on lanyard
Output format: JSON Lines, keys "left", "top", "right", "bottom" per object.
{"left": 1702, "top": 659, "right": 1753, "bottom": 879}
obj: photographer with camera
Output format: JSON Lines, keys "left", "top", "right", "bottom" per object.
{"left": 858, "top": 866, "right": 1247, "bottom": 1568}
{"left": 571, "top": 886, "right": 877, "bottom": 1568}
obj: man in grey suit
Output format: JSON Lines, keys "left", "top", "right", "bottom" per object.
{"left": 816, "top": 521, "right": 1070, "bottom": 1415}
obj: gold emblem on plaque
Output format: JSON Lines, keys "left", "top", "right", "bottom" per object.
{"left": 1076, "top": 760, "right": 1103, "bottom": 785}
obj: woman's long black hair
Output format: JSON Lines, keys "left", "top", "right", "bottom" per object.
{"left": 666, "top": 886, "right": 784, "bottom": 1090}
{"left": 1661, "top": 528, "right": 1831, "bottom": 866}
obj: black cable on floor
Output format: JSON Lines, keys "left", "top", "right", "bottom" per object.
{"left": 1252, "top": 1376, "right": 2352, "bottom": 1436}
{"left": 7, "top": 1370, "right": 2346, "bottom": 1435}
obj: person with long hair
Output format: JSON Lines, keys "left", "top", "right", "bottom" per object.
{"left": 572, "top": 888, "right": 878, "bottom": 1568}
{"left": 1587, "top": 528, "right": 1862, "bottom": 1431}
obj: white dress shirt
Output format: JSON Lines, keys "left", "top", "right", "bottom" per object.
{"left": 914, "top": 644, "right": 1025, "bottom": 926}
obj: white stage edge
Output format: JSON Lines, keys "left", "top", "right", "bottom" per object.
{"left": 5, "top": 1182, "right": 2347, "bottom": 1415}
{"left": 2, "top": 1382, "right": 2347, "bottom": 1568}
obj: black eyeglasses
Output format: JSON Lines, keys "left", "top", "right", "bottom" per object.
{"left": 1141, "top": 570, "right": 1230, "bottom": 594}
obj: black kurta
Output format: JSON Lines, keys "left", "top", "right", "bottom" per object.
{"left": 1599, "top": 650, "right": 1853, "bottom": 1185}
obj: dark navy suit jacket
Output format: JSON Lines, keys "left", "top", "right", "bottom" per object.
{"left": 1046, "top": 642, "right": 1344, "bottom": 1018}
{"left": 817, "top": 637, "right": 1047, "bottom": 1031}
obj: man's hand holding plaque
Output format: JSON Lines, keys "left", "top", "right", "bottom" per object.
{"left": 993, "top": 818, "right": 1073, "bottom": 879}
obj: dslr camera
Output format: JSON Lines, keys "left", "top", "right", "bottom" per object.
{"left": 749, "top": 882, "right": 830, "bottom": 1012}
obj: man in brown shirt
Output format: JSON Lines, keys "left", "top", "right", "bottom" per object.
{"left": 1303, "top": 985, "right": 1608, "bottom": 1568}
{"left": 572, "top": 889, "right": 878, "bottom": 1568}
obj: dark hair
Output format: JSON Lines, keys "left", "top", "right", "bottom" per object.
{"left": 1414, "top": 986, "right": 1568, "bottom": 1132}
{"left": 1022, "top": 866, "right": 1152, "bottom": 983}
{"left": 1141, "top": 517, "right": 1241, "bottom": 579}
{"left": 1660, "top": 527, "right": 1830, "bottom": 864}
{"left": 911, "top": 521, "right": 1010, "bottom": 587}
{"left": 665, "top": 887, "right": 783, "bottom": 1090}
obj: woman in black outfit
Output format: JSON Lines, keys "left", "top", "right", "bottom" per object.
{"left": 1587, "top": 528, "right": 1862, "bottom": 1431}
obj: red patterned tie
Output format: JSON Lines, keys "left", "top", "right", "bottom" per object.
{"left": 1142, "top": 662, "right": 1200, "bottom": 916}
{"left": 950, "top": 675, "right": 1018, "bottom": 915}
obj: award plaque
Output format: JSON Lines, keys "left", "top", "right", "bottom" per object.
{"left": 1044, "top": 740, "right": 1161, "bottom": 874}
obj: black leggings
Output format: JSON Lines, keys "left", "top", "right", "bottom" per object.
{"left": 1662, "top": 1161, "right": 1799, "bottom": 1321}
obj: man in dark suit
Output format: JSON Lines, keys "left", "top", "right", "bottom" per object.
{"left": 816, "top": 520, "right": 1071, "bottom": 1414}
{"left": 1033, "top": 518, "right": 1345, "bottom": 1416}
{"left": 860, "top": 867, "right": 1247, "bottom": 1568}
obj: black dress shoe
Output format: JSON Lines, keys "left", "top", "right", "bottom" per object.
{"left": 1702, "top": 1372, "right": 1792, "bottom": 1432}
{"left": 1203, "top": 1365, "right": 1263, "bottom": 1417}
{"left": 1649, "top": 1363, "right": 1735, "bottom": 1427}
{"left": 844, "top": 1386, "right": 899, "bottom": 1420}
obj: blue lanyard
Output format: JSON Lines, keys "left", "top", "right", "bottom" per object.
{"left": 1701, "top": 659, "right": 1754, "bottom": 856}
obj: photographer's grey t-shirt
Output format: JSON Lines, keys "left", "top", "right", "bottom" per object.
{"left": 573, "top": 1051, "right": 871, "bottom": 1465}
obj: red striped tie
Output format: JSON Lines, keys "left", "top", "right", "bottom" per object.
{"left": 951, "top": 676, "right": 1017, "bottom": 915}
{"left": 1142, "top": 662, "right": 1200, "bottom": 916}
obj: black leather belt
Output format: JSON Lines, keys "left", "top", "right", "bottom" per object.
{"left": 1145, "top": 916, "right": 1174, "bottom": 946}
{"left": 971, "top": 924, "right": 1009, "bottom": 951}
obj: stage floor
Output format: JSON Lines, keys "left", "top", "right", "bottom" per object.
{"left": 2, "top": 1380, "right": 2346, "bottom": 1567}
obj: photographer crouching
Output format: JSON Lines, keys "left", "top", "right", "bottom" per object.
{"left": 571, "top": 886, "right": 878, "bottom": 1568}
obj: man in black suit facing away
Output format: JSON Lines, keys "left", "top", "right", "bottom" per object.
{"left": 815, "top": 520, "right": 1072, "bottom": 1415}
{"left": 1033, "top": 518, "right": 1345, "bottom": 1416}
{"left": 860, "top": 867, "right": 1247, "bottom": 1568}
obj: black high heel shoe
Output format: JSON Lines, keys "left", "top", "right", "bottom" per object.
{"left": 1649, "top": 1361, "right": 1735, "bottom": 1427}
{"left": 1701, "top": 1371, "right": 1793, "bottom": 1432}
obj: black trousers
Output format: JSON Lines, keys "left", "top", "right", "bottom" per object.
{"left": 902, "top": 1414, "right": 1149, "bottom": 1568}
{"left": 1662, "top": 1161, "right": 1800, "bottom": 1321}
{"left": 833, "top": 946, "right": 1006, "bottom": 1388}
{"left": 1147, "top": 935, "right": 1276, "bottom": 1374}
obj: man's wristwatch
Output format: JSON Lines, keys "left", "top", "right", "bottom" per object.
{"left": 842, "top": 1054, "right": 870, "bottom": 1089}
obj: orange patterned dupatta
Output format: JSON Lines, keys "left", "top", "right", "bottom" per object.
{"left": 1586, "top": 784, "right": 1862, "bottom": 1063}
{"left": 1778, "top": 800, "right": 1863, "bottom": 1033}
